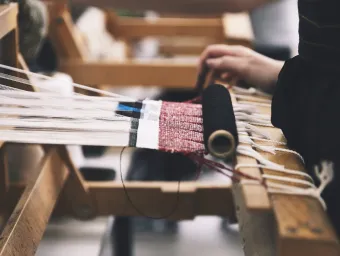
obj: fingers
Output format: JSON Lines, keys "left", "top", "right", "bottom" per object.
{"left": 206, "top": 55, "right": 247, "bottom": 76}
{"left": 198, "top": 44, "right": 249, "bottom": 73}
{"left": 221, "top": 72, "right": 231, "bottom": 80}
{"left": 199, "top": 45, "right": 229, "bottom": 72}
{"left": 220, "top": 72, "right": 239, "bottom": 85}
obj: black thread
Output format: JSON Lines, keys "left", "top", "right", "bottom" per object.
{"left": 119, "top": 147, "right": 182, "bottom": 219}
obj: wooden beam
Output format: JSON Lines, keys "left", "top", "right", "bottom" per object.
{"left": 158, "top": 37, "right": 217, "bottom": 56}
{"left": 47, "top": 2, "right": 87, "bottom": 60}
{"left": 107, "top": 14, "right": 224, "bottom": 40}
{"left": 159, "top": 44, "right": 207, "bottom": 56}
{"left": 233, "top": 136, "right": 274, "bottom": 256}
{"left": 232, "top": 93, "right": 340, "bottom": 256}
{"left": 257, "top": 123, "right": 339, "bottom": 255}
{"left": 59, "top": 60, "right": 198, "bottom": 88}
{"left": 233, "top": 183, "right": 277, "bottom": 256}
{"left": 0, "top": 148, "right": 69, "bottom": 256}
{"left": 230, "top": 91, "right": 271, "bottom": 213}
{"left": 0, "top": 4, "right": 17, "bottom": 41}
{"left": 7, "top": 182, "right": 234, "bottom": 220}
{"left": 273, "top": 195, "right": 339, "bottom": 256}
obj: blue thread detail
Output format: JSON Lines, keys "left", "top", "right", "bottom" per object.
{"left": 117, "top": 104, "right": 141, "bottom": 112}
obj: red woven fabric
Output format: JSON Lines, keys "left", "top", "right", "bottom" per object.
{"left": 158, "top": 102, "right": 204, "bottom": 153}
{"left": 161, "top": 102, "right": 202, "bottom": 117}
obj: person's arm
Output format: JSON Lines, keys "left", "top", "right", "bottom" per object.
{"left": 70, "top": 0, "right": 273, "bottom": 15}
{"left": 199, "top": 44, "right": 284, "bottom": 93}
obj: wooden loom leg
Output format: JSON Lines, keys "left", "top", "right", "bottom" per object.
{"left": 47, "top": 2, "right": 87, "bottom": 60}
{"left": 0, "top": 147, "right": 69, "bottom": 256}
{"left": 0, "top": 29, "right": 17, "bottom": 67}
{"left": 0, "top": 27, "right": 33, "bottom": 91}
{"left": 233, "top": 184, "right": 277, "bottom": 256}
{"left": 0, "top": 29, "right": 18, "bottom": 89}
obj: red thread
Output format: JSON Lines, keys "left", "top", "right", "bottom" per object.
{"left": 159, "top": 101, "right": 204, "bottom": 153}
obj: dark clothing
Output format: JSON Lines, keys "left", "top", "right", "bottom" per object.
{"left": 271, "top": 0, "right": 340, "bottom": 235}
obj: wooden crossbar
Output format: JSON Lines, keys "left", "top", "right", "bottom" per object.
{"left": 59, "top": 59, "right": 198, "bottom": 88}
{"left": 5, "top": 180, "right": 234, "bottom": 221}
{"left": 106, "top": 11, "right": 253, "bottom": 47}
{"left": 107, "top": 16, "right": 225, "bottom": 39}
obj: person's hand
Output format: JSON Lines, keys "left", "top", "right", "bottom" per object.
{"left": 199, "top": 44, "right": 284, "bottom": 93}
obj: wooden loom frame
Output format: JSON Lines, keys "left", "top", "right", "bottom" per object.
{"left": 0, "top": 4, "right": 235, "bottom": 255}
{"left": 0, "top": 3, "right": 339, "bottom": 256}
{"left": 47, "top": 1, "right": 253, "bottom": 88}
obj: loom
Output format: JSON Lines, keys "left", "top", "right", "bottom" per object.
{"left": 0, "top": 3, "right": 340, "bottom": 256}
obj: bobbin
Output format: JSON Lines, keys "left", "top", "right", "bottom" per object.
{"left": 202, "top": 83, "right": 238, "bottom": 159}
{"left": 207, "top": 129, "right": 236, "bottom": 159}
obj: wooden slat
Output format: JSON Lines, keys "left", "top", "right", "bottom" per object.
{"left": 0, "top": 4, "right": 17, "bottom": 40}
{"left": 233, "top": 134, "right": 274, "bottom": 255}
{"left": 108, "top": 15, "right": 224, "bottom": 40}
{"left": 230, "top": 91, "right": 271, "bottom": 212}
{"left": 6, "top": 182, "right": 234, "bottom": 220}
{"left": 0, "top": 148, "right": 69, "bottom": 256}
{"left": 158, "top": 37, "right": 217, "bottom": 56}
{"left": 159, "top": 44, "right": 206, "bottom": 56}
{"left": 237, "top": 155, "right": 271, "bottom": 211}
{"left": 89, "top": 182, "right": 234, "bottom": 220}
{"left": 59, "top": 60, "right": 198, "bottom": 88}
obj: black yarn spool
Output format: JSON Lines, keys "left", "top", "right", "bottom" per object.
{"left": 202, "top": 83, "right": 238, "bottom": 159}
